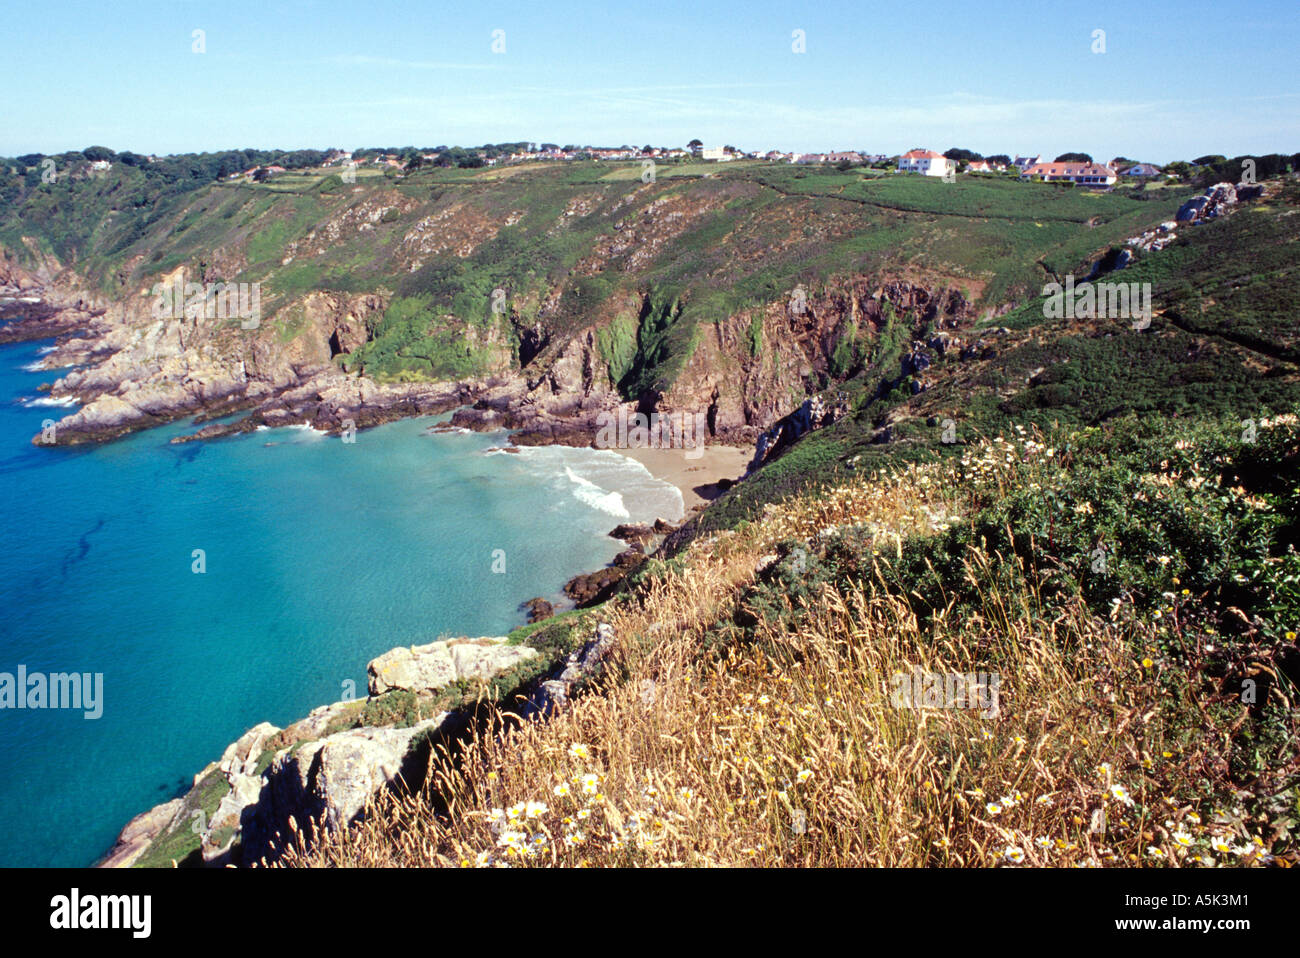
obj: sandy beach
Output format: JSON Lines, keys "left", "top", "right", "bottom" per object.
{"left": 617, "top": 443, "right": 753, "bottom": 513}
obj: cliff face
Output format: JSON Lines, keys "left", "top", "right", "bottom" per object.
{"left": 9, "top": 263, "right": 485, "bottom": 444}
{"left": 3, "top": 160, "right": 1179, "bottom": 449}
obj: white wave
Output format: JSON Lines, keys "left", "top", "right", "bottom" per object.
{"left": 23, "top": 395, "right": 78, "bottom": 408}
{"left": 563, "top": 465, "right": 630, "bottom": 518}
{"left": 511, "top": 445, "right": 685, "bottom": 524}
{"left": 36, "top": 346, "right": 57, "bottom": 356}
{"left": 21, "top": 361, "right": 48, "bottom": 372}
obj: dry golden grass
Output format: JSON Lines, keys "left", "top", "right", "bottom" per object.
{"left": 285, "top": 449, "right": 1282, "bottom": 869}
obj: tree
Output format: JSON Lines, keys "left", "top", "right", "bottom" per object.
{"left": 1193, "top": 154, "right": 1226, "bottom": 167}
{"left": 986, "top": 154, "right": 1011, "bottom": 167}
{"left": 82, "top": 146, "right": 116, "bottom": 163}
{"left": 943, "top": 147, "right": 983, "bottom": 162}
{"left": 1164, "top": 161, "right": 1192, "bottom": 179}
{"left": 687, "top": 139, "right": 703, "bottom": 155}
{"left": 1055, "top": 152, "right": 1093, "bottom": 163}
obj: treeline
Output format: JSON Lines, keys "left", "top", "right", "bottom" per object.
{"left": 1193, "top": 153, "right": 1299, "bottom": 187}
{"left": 1, "top": 146, "right": 336, "bottom": 192}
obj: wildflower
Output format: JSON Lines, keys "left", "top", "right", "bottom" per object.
{"left": 797, "top": 769, "right": 814, "bottom": 784}
{"left": 1035, "top": 837, "right": 1053, "bottom": 849}
{"left": 553, "top": 783, "right": 571, "bottom": 797}
{"left": 1172, "top": 832, "right": 1193, "bottom": 848}
{"left": 1110, "top": 784, "right": 1134, "bottom": 805}
{"left": 1147, "top": 846, "right": 1166, "bottom": 859}
{"left": 1003, "top": 846, "right": 1025, "bottom": 864}
{"left": 525, "top": 801, "right": 549, "bottom": 819}
{"left": 581, "top": 773, "right": 599, "bottom": 796}
{"left": 934, "top": 837, "right": 950, "bottom": 849}
{"left": 986, "top": 802, "right": 1003, "bottom": 816}
{"left": 1035, "top": 795, "right": 1054, "bottom": 806}
{"left": 506, "top": 803, "right": 525, "bottom": 821}
{"left": 569, "top": 743, "right": 590, "bottom": 761}
{"left": 679, "top": 787, "right": 694, "bottom": 800}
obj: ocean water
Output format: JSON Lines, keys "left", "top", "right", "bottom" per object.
{"left": 0, "top": 335, "right": 683, "bottom": 867}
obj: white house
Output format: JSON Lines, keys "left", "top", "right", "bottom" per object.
{"left": 898, "top": 149, "right": 955, "bottom": 177}
{"left": 701, "top": 147, "right": 733, "bottom": 162}
{"left": 1011, "top": 154, "right": 1042, "bottom": 171}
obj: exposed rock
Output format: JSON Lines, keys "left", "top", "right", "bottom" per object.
{"left": 240, "top": 717, "right": 446, "bottom": 865}
{"left": 613, "top": 547, "right": 647, "bottom": 571}
{"left": 524, "top": 622, "right": 618, "bottom": 715}
{"left": 367, "top": 636, "right": 537, "bottom": 696}
{"left": 522, "top": 597, "right": 555, "bottom": 623}
{"left": 98, "top": 798, "right": 185, "bottom": 868}
{"left": 563, "top": 566, "right": 628, "bottom": 607}
{"left": 609, "top": 522, "right": 654, "bottom": 546}
{"left": 1177, "top": 182, "right": 1240, "bottom": 225}
{"left": 200, "top": 722, "right": 281, "bottom": 864}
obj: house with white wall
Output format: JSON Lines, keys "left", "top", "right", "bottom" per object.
{"left": 1019, "top": 161, "right": 1118, "bottom": 186}
{"left": 897, "top": 149, "right": 955, "bottom": 177}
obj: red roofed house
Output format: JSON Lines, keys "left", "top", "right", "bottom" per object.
{"left": 898, "top": 149, "right": 955, "bottom": 177}
{"left": 1019, "top": 161, "right": 1117, "bottom": 186}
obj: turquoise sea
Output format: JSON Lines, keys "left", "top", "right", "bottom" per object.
{"left": 0, "top": 333, "right": 682, "bottom": 867}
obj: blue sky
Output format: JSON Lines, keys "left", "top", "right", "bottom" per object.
{"left": 4, "top": 0, "right": 1297, "bottom": 162}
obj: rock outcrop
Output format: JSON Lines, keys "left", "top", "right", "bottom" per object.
{"left": 525, "top": 622, "right": 618, "bottom": 715}
{"left": 367, "top": 636, "right": 537, "bottom": 696}
{"left": 240, "top": 718, "right": 446, "bottom": 866}
{"left": 96, "top": 798, "right": 186, "bottom": 868}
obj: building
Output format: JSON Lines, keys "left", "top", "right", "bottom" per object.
{"left": 826, "top": 151, "right": 864, "bottom": 165}
{"left": 1011, "top": 154, "right": 1042, "bottom": 171}
{"left": 701, "top": 147, "right": 733, "bottom": 162}
{"left": 1019, "top": 161, "right": 1118, "bottom": 186}
{"left": 1120, "top": 163, "right": 1163, "bottom": 178}
{"left": 898, "top": 149, "right": 955, "bottom": 177}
